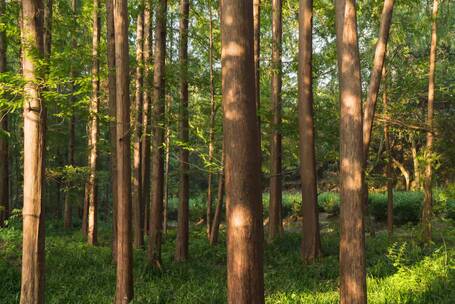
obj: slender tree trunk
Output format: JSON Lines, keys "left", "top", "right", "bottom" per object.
{"left": 43, "top": 0, "right": 52, "bottom": 59}
{"left": 422, "top": 0, "right": 438, "bottom": 245}
{"left": 0, "top": 0, "right": 9, "bottom": 227}
{"left": 132, "top": 7, "right": 144, "bottom": 249}
{"left": 209, "top": 147, "right": 224, "bottom": 246}
{"left": 20, "top": 1, "right": 45, "bottom": 302}
{"left": 175, "top": 0, "right": 190, "bottom": 261}
{"left": 268, "top": 0, "right": 283, "bottom": 241}
{"left": 147, "top": 0, "right": 167, "bottom": 269}
{"left": 298, "top": 0, "right": 321, "bottom": 263}
{"left": 335, "top": 1, "right": 367, "bottom": 303}
{"left": 410, "top": 133, "right": 420, "bottom": 190}
{"left": 221, "top": 1, "right": 264, "bottom": 302}
{"left": 206, "top": 0, "right": 216, "bottom": 237}
{"left": 141, "top": 0, "right": 152, "bottom": 238}
{"left": 253, "top": 0, "right": 260, "bottom": 142}
{"left": 114, "top": 0, "right": 134, "bottom": 301}
{"left": 106, "top": 0, "right": 118, "bottom": 262}
{"left": 392, "top": 157, "right": 410, "bottom": 190}
{"left": 383, "top": 66, "right": 393, "bottom": 237}
{"left": 163, "top": 95, "right": 172, "bottom": 236}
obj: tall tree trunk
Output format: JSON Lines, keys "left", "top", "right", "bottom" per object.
{"left": 422, "top": 0, "right": 438, "bottom": 245}
{"left": 383, "top": 66, "right": 393, "bottom": 237}
{"left": 147, "top": 0, "right": 167, "bottom": 269}
{"left": 114, "top": 0, "right": 134, "bottom": 301}
{"left": 268, "top": 0, "right": 283, "bottom": 241}
{"left": 43, "top": 0, "right": 52, "bottom": 59}
{"left": 86, "top": 0, "right": 101, "bottom": 246}
{"left": 410, "top": 133, "right": 420, "bottom": 190}
{"left": 298, "top": 0, "right": 321, "bottom": 263}
{"left": 175, "top": 0, "right": 190, "bottom": 261}
{"left": 106, "top": 0, "right": 118, "bottom": 262}
{"left": 132, "top": 7, "right": 144, "bottom": 249}
{"left": 0, "top": 0, "right": 9, "bottom": 227}
{"left": 141, "top": 0, "right": 152, "bottom": 238}
{"left": 221, "top": 1, "right": 264, "bottom": 302}
{"left": 335, "top": 1, "right": 367, "bottom": 303}
{"left": 63, "top": 0, "right": 78, "bottom": 230}
{"left": 20, "top": 0, "right": 45, "bottom": 303}
{"left": 209, "top": 147, "right": 225, "bottom": 246}
{"left": 206, "top": 0, "right": 216, "bottom": 237}
{"left": 253, "top": 0, "right": 260, "bottom": 143}
{"left": 163, "top": 95, "right": 172, "bottom": 236}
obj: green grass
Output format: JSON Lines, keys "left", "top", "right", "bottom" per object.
{"left": 1, "top": 214, "right": 454, "bottom": 303}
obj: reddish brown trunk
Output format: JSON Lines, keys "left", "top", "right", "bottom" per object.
{"left": 114, "top": 0, "right": 134, "bottom": 301}
{"left": 147, "top": 0, "right": 167, "bottom": 268}
{"left": 0, "top": 0, "right": 9, "bottom": 227}
{"left": 335, "top": 1, "right": 367, "bottom": 303}
{"left": 422, "top": 0, "right": 438, "bottom": 245}
{"left": 221, "top": 0, "right": 264, "bottom": 302}
{"left": 253, "top": 0, "right": 260, "bottom": 140}
{"left": 132, "top": 8, "right": 144, "bottom": 249}
{"left": 268, "top": 0, "right": 283, "bottom": 241}
{"left": 20, "top": 0, "right": 46, "bottom": 302}
{"left": 175, "top": 0, "right": 190, "bottom": 262}
{"left": 141, "top": 0, "right": 152, "bottom": 238}
{"left": 106, "top": 0, "right": 118, "bottom": 261}
{"left": 298, "top": 0, "right": 321, "bottom": 263}
{"left": 86, "top": 0, "right": 101, "bottom": 246}
{"left": 382, "top": 66, "right": 393, "bottom": 237}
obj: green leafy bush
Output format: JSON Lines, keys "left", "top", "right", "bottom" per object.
{"left": 369, "top": 192, "right": 423, "bottom": 225}
{"left": 317, "top": 192, "right": 340, "bottom": 215}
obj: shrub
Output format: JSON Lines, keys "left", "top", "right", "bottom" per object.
{"left": 318, "top": 192, "right": 340, "bottom": 215}
{"left": 369, "top": 191, "right": 423, "bottom": 225}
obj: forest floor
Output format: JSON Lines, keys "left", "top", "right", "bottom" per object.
{"left": 1, "top": 214, "right": 454, "bottom": 303}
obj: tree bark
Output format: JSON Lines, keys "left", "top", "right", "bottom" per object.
{"left": 141, "top": 0, "right": 152, "bottom": 238}
{"left": 147, "top": 0, "right": 167, "bottom": 269}
{"left": 298, "top": 0, "right": 321, "bottom": 263}
{"left": 335, "top": 1, "right": 367, "bottom": 303}
{"left": 206, "top": 0, "right": 216, "bottom": 237}
{"left": 391, "top": 157, "right": 410, "bottom": 191}
{"left": 163, "top": 95, "right": 172, "bottom": 236}
{"left": 410, "top": 133, "right": 420, "bottom": 190}
{"left": 0, "top": 0, "right": 9, "bottom": 227}
{"left": 382, "top": 66, "right": 393, "bottom": 237}
{"left": 20, "top": 0, "right": 46, "bottom": 303}
{"left": 422, "top": 0, "right": 438, "bottom": 245}
{"left": 132, "top": 6, "right": 144, "bottom": 249}
{"left": 221, "top": 1, "right": 264, "bottom": 302}
{"left": 253, "top": 0, "right": 260, "bottom": 143}
{"left": 106, "top": 0, "right": 118, "bottom": 262}
{"left": 85, "top": 0, "right": 101, "bottom": 246}
{"left": 268, "top": 0, "right": 283, "bottom": 241}
{"left": 114, "top": 0, "right": 134, "bottom": 301}
{"left": 175, "top": 0, "right": 190, "bottom": 262}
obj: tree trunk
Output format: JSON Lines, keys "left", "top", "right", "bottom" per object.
{"left": 410, "top": 133, "right": 420, "bottom": 190}
{"left": 268, "top": 0, "right": 283, "bottom": 241}
{"left": 253, "top": 0, "right": 260, "bottom": 143}
{"left": 0, "top": 0, "right": 9, "bottom": 227}
{"left": 206, "top": 0, "right": 216, "bottom": 237}
{"left": 163, "top": 95, "right": 172, "bottom": 237}
{"left": 147, "top": 0, "right": 167, "bottom": 269}
{"left": 382, "top": 66, "right": 393, "bottom": 238}
{"left": 114, "top": 0, "right": 134, "bottom": 301}
{"left": 221, "top": 1, "right": 264, "bottom": 302}
{"left": 335, "top": 1, "right": 367, "bottom": 303}
{"left": 175, "top": 0, "right": 190, "bottom": 262}
{"left": 106, "top": 0, "right": 118, "bottom": 262}
{"left": 43, "top": 0, "right": 52, "bottom": 59}
{"left": 209, "top": 148, "right": 225, "bottom": 246}
{"left": 298, "top": 0, "right": 321, "bottom": 263}
{"left": 422, "top": 0, "right": 438, "bottom": 245}
{"left": 392, "top": 157, "right": 410, "bottom": 191}
{"left": 141, "top": 0, "right": 153, "bottom": 238}
{"left": 85, "top": 0, "right": 101, "bottom": 246}
{"left": 132, "top": 7, "right": 144, "bottom": 249}
{"left": 20, "top": 1, "right": 46, "bottom": 303}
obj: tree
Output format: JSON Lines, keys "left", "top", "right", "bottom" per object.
{"left": 86, "top": 0, "right": 101, "bottom": 246}
{"left": 298, "top": 0, "right": 321, "bottom": 263}
{"left": 335, "top": 0, "right": 367, "bottom": 303}
{"left": 209, "top": 147, "right": 225, "bottom": 246}
{"left": 175, "top": 0, "right": 190, "bottom": 262}
{"left": 221, "top": 0, "right": 264, "bottom": 302}
{"left": 422, "top": 0, "right": 439, "bottom": 244}
{"left": 382, "top": 66, "right": 393, "bottom": 237}
{"left": 0, "top": 0, "right": 8, "bottom": 228}
{"left": 148, "top": 0, "right": 167, "bottom": 268}
{"left": 253, "top": 0, "right": 260, "bottom": 139}
{"left": 268, "top": 0, "right": 283, "bottom": 241}
{"left": 20, "top": 0, "right": 46, "bottom": 302}
{"left": 132, "top": 5, "right": 144, "bottom": 249}
{"left": 106, "top": 0, "right": 118, "bottom": 261}
{"left": 114, "top": 0, "right": 133, "bottom": 301}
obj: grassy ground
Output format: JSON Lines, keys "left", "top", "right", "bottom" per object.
{"left": 1, "top": 214, "right": 454, "bottom": 303}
